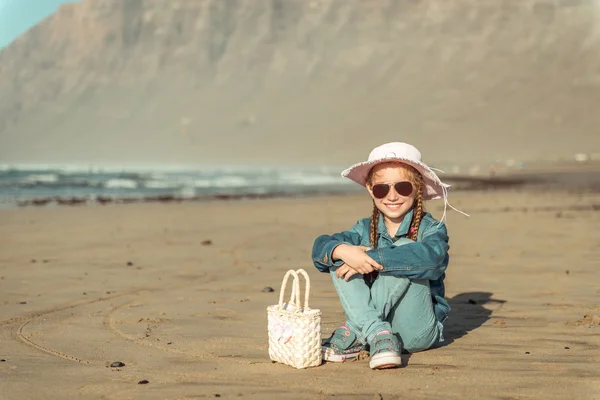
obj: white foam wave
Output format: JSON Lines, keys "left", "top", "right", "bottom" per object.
{"left": 193, "top": 179, "right": 213, "bottom": 188}
{"left": 212, "top": 176, "right": 250, "bottom": 188}
{"left": 104, "top": 179, "right": 138, "bottom": 189}
{"left": 144, "top": 180, "right": 181, "bottom": 189}
{"left": 21, "top": 174, "right": 59, "bottom": 184}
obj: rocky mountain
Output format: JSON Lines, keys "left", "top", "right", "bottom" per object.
{"left": 1, "top": 0, "right": 599, "bottom": 167}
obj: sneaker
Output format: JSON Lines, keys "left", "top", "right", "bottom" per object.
{"left": 368, "top": 331, "right": 402, "bottom": 370}
{"left": 321, "top": 325, "right": 364, "bottom": 362}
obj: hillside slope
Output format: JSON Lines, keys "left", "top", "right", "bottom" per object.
{"left": 1, "top": 0, "right": 599, "bottom": 166}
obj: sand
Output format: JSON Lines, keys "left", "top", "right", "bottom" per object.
{"left": 1, "top": 189, "right": 600, "bottom": 399}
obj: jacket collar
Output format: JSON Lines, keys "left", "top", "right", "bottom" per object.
{"left": 378, "top": 208, "right": 414, "bottom": 239}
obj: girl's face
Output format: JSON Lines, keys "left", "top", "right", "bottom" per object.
{"left": 367, "top": 163, "right": 417, "bottom": 224}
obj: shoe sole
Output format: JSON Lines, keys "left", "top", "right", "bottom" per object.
{"left": 322, "top": 347, "right": 361, "bottom": 363}
{"left": 369, "top": 351, "right": 402, "bottom": 369}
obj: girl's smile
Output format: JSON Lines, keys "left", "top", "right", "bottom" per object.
{"left": 383, "top": 202, "right": 403, "bottom": 211}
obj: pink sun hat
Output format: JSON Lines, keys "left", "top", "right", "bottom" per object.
{"left": 341, "top": 142, "right": 450, "bottom": 201}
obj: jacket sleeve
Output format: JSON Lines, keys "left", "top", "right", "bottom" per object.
{"left": 366, "top": 222, "right": 449, "bottom": 280}
{"left": 312, "top": 220, "right": 365, "bottom": 273}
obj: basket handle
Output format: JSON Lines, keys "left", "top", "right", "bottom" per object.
{"left": 277, "top": 269, "right": 301, "bottom": 310}
{"left": 293, "top": 269, "right": 312, "bottom": 311}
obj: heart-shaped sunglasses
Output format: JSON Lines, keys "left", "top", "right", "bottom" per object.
{"left": 371, "top": 181, "right": 414, "bottom": 199}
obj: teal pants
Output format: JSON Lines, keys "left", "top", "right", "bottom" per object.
{"left": 329, "top": 270, "right": 442, "bottom": 353}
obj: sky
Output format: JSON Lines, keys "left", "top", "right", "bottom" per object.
{"left": 0, "top": 0, "right": 81, "bottom": 48}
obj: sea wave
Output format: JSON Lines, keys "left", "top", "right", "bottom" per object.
{"left": 104, "top": 179, "right": 139, "bottom": 189}
{"left": 21, "top": 174, "right": 59, "bottom": 184}
{"left": 0, "top": 163, "right": 358, "bottom": 207}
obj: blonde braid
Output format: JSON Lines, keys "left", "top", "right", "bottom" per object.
{"left": 408, "top": 173, "right": 425, "bottom": 241}
{"left": 370, "top": 202, "right": 380, "bottom": 248}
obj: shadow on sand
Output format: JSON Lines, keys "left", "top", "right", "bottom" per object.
{"left": 401, "top": 292, "right": 506, "bottom": 367}
{"left": 444, "top": 291, "right": 507, "bottom": 343}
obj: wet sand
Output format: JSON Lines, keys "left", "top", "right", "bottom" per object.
{"left": 1, "top": 189, "right": 600, "bottom": 399}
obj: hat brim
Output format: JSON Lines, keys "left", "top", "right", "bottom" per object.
{"left": 341, "top": 157, "right": 450, "bottom": 201}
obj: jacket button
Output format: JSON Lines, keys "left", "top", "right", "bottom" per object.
{"left": 324, "top": 255, "right": 329, "bottom": 263}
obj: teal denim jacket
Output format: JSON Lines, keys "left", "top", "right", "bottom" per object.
{"left": 312, "top": 209, "right": 451, "bottom": 324}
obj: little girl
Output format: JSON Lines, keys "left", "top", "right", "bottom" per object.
{"left": 312, "top": 142, "right": 465, "bottom": 370}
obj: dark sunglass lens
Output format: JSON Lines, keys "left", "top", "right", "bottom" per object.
{"left": 394, "top": 181, "right": 413, "bottom": 196}
{"left": 372, "top": 184, "right": 390, "bottom": 199}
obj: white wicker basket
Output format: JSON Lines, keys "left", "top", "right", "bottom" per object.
{"left": 267, "top": 269, "right": 322, "bottom": 369}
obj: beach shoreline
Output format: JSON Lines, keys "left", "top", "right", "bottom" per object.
{"left": 3, "top": 161, "right": 600, "bottom": 210}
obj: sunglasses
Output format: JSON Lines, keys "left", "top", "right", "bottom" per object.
{"left": 371, "top": 181, "right": 414, "bottom": 199}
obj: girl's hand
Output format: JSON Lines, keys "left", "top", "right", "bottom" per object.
{"left": 336, "top": 264, "right": 360, "bottom": 281}
{"left": 332, "top": 244, "right": 383, "bottom": 274}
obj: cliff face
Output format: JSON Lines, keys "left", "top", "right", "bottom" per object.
{"left": 1, "top": 0, "right": 599, "bottom": 166}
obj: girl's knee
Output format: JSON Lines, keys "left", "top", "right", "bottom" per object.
{"left": 402, "top": 325, "right": 439, "bottom": 353}
{"left": 372, "top": 274, "right": 411, "bottom": 295}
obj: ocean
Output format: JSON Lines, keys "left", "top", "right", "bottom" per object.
{"left": 0, "top": 163, "right": 361, "bottom": 208}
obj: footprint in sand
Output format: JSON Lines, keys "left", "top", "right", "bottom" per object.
{"left": 210, "top": 308, "right": 240, "bottom": 321}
